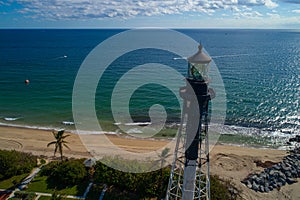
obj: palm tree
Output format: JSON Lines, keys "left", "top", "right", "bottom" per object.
{"left": 158, "top": 148, "right": 171, "bottom": 171}
{"left": 47, "top": 129, "right": 70, "bottom": 161}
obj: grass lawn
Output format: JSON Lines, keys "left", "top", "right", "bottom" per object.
{"left": 26, "top": 175, "right": 89, "bottom": 196}
{"left": 0, "top": 173, "right": 28, "bottom": 189}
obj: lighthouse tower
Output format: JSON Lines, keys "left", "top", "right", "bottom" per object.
{"left": 166, "top": 45, "right": 212, "bottom": 200}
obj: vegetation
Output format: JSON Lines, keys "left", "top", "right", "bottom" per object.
{"left": 85, "top": 184, "right": 104, "bottom": 200}
{"left": 50, "top": 190, "right": 65, "bottom": 200}
{"left": 94, "top": 160, "right": 170, "bottom": 199}
{"left": 26, "top": 174, "right": 88, "bottom": 196}
{"left": 0, "top": 150, "right": 37, "bottom": 181}
{"left": 47, "top": 130, "right": 70, "bottom": 161}
{"left": 92, "top": 156, "right": 239, "bottom": 200}
{"left": 0, "top": 173, "right": 28, "bottom": 189}
{"left": 38, "top": 196, "right": 69, "bottom": 200}
{"left": 39, "top": 159, "right": 87, "bottom": 188}
{"left": 13, "top": 191, "right": 36, "bottom": 200}
{"left": 210, "top": 175, "right": 240, "bottom": 200}
{"left": 0, "top": 148, "right": 239, "bottom": 199}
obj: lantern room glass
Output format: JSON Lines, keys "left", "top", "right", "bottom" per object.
{"left": 188, "top": 62, "right": 210, "bottom": 81}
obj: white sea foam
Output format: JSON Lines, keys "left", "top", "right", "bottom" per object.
{"left": 62, "top": 121, "right": 75, "bottom": 125}
{"left": 4, "top": 117, "right": 20, "bottom": 121}
{"left": 126, "top": 128, "right": 143, "bottom": 134}
{"left": 72, "top": 130, "right": 120, "bottom": 135}
{"left": 0, "top": 122, "right": 120, "bottom": 135}
{"left": 173, "top": 57, "right": 186, "bottom": 60}
{"left": 0, "top": 122, "right": 54, "bottom": 131}
{"left": 114, "top": 122, "right": 152, "bottom": 126}
{"left": 124, "top": 122, "right": 151, "bottom": 126}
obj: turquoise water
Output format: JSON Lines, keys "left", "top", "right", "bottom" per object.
{"left": 0, "top": 29, "right": 299, "bottom": 144}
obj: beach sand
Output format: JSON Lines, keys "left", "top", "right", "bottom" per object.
{"left": 0, "top": 125, "right": 299, "bottom": 199}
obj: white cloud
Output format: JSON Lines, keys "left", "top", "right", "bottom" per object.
{"left": 266, "top": 12, "right": 280, "bottom": 18}
{"left": 291, "top": 10, "right": 300, "bottom": 13}
{"left": 192, "top": 15, "right": 300, "bottom": 28}
{"left": 279, "top": 0, "right": 300, "bottom": 4}
{"left": 264, "top": 0, "right": 278, "bottom": 8}
{"left": 7, "top": 0, "right": 283, "bottom": 21}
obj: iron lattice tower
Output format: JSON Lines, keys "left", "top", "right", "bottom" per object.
{"left": 166, "top": 80, "right": 211, "bottom": 200}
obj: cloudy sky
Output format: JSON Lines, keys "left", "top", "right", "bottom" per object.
{"left": 0, "top": 0, "right": 299, "bottom": 28}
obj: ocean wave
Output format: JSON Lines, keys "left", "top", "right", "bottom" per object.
{"left": 114, "top": 122, "right": 152, "bottom": 126}
{"left": 0, "top": 119, "right": 297, "bottom": 148}
{"left": 0, "top": 122, "right": 55, "bottom": 131}
{"left": 126, "top": 128, "right": 143, "bottom": 134}
{"left": 4, "top": 117, "right": 20, "bottom": 121}
{"left": 214, "top": 124, "right": 298, "bottom": 137}
{"left": 124, "top": 122, "right": 152, "bottom": 126}
{"left": 62, "top": 121, "right": 75, "bottom": 125}
{"left": 0, "top": 122, "right": 121, "bottom": 135}
{"left": 72, "top": 130, "right": 120, "bottom": 135}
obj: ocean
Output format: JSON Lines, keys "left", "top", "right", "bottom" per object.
{"left": 0, "top": 29, "right": 299, "bottom": 147}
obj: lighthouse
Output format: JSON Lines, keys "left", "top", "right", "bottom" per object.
{"left": 166, "top": 45, "right": 212, "bottom": 200}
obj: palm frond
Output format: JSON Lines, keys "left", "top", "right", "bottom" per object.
{"left": 47, "top": 141, "right": 57, "bottom": 147}
{"left": 61, "top": 134, "right": 70, "bottom": 139}
{"left": 63, "top": 143, "right": 70, "bottom": 150}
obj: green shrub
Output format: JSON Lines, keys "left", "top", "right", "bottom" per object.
{"left": 0, "top": 150, "right": 37, "bottom": 180}
{"left": 94, "top": 160, "right": 170, "bottom": 199}
{"left": 40, "top": 161, "right": 60, "bottom": 176}
{"left": 93, "top": 158, "right": 239, "bottom": 199}
{"left": 210, "top": 175, "right": 240, "bottom": 200}
{"left": 14, "top": 191, "right": 36, "bottom": 200}
{"left": 40, "top": 159, "right": 87, "bottom": 187}
{"left": 40, "top": 159, "right": 46, "bottom": 165}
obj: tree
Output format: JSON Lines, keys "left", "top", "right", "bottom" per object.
{"left": 47, "top": 130, "right": 70, "bottom": 161}
{"left": 0, "top": 150, "right": 37, "bottom": 180}
{"left": 158, "top": 148, "right": 171, "bottom": 171}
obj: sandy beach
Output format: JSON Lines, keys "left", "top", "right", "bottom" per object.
{"left": 0, "top": 125, "right": 299, "bottom": 199}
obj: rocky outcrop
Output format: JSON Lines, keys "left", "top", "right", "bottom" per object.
{"left": 242, "top": 149, "right": 300, "bottom": 193}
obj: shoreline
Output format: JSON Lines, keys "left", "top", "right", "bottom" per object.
{"left": 0, "top": 124, "right": 292, "bottom": 153}
{"left": 0, "top": 125, "right": 299, "bottom": 199}
{"left": 0, "top": 121, "right": 292, "bottom": 150}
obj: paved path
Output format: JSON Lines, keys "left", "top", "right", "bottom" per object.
{"left": 98, "top": 184, "right": 107, "bottom": 200}
{"left": 7, "top": 166, "right": 42, "bottom": 199}
{"left": 18, "top": 167, "right": 41, "bottom": 190}
{"left": 35, "top": 192, "right": 85, "bottom": 199}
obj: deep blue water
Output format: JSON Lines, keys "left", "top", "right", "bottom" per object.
{"left": 0, "top": 29, "right": 299, "bottom": 141}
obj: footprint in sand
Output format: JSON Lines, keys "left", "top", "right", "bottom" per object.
{"left": 0, "top": 139, "right": 23, "bottom": 150}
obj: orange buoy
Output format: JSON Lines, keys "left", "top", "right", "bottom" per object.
{"left": 25, "top": 79, "right": 30, "bottom": 84}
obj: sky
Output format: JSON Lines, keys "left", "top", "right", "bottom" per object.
{"left": 0, "top": 0, "right": 299, "bottom": 29}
